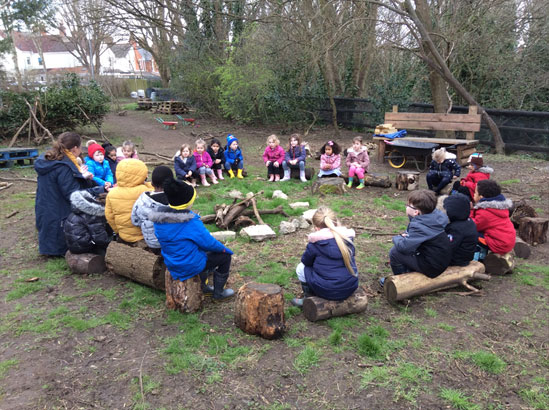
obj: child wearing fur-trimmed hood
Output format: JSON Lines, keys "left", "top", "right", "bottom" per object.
{"left": 345, "top": 136, "right": 370, "bottom": 190}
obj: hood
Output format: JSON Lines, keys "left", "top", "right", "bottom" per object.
{"left": 115, "top": 159, "right": 148, "bottom": 187}
{"left": 444, "top": 152, "right": 457, "bottom": 160}
{"left": 148, "top": 206, "right": 195, "bottom": 224}
{"left": 475, "top": 195, "right": 513, "bottom": 210}
{"left": 308, "top": 227, "right": 355, "bottom": 243}
{"left": 146, "top": 191, "right": 169, "bottom": 205}
{"left": 443, "top": 193, "right": 470, "bottom": 221}
{"left": 346, "top": 146, "right": 367, "bottom": 154}
{"left": 35, "top": 155, "right": 80, "bottom": 177}
{"left": 477, "top": 166, "right": 493, "bottom": 174}
{"left": 412, "top": 209, "right": 448, "bottom": 231}
{"left": 70, "top": 190, "right": 105, "bottom": 216}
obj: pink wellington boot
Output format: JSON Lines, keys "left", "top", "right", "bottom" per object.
{"left": 217, "top": 169, "right": 224, "bottom": 180}
{"left": 200, "top": 174, "right": 210, "bottom": 186}
{"left": 210, "top": 173, "right": 219, "bottom": 184}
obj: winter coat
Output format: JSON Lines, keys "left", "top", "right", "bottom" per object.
{"left": 194, "top": 151, "right": 213, "bottom": 168}
{"left": 149, "top": 207, "right": 233, "bottom": 281}
{"left": 85, "top": 158, "right": 114, "bottom": 187}
{"left": 262, "top": 145, "right": 285, "bottom": 164}
{"left": 105, "top": 157, "right": 117, "bottom": 184}
{"left": 35, "top": 154, "right": 103, "bottom": 256}
{"left": 207, "top": 147, "right": 225, "bottom": 167}
{"left": 105, "top": 159, "right": 153, "bottom": 242}
{"left": 461, "top": 166, "right": 493, "bottom": 198}
{"left": 224, "top": 147, "right": 243, "bottom": 165}
{"left": 427, "top": 152, "right": 461, "bottom": 179}
{"left": 302, "top": 227, "right": 359, "bottom": 301}
{"left": 116, "top": 147, "right": 139, "bottom": 162}
{"left": 174, "top": 156, "right": 197, "bottom": 179}
{"left": 64, "top": 190, "right": 110, "bottom": 254}
{"left": 345, "top": 146, "right": 370, "bottom": 172}
{"left": 392, "top": 209, "right": 451, "bottom": 277}
{"left": 470, "top": 194, "right": 515, "bottom": 254}
{"left": 320, "top": 153, "right": 341, "bottom": 170}
{"left": 284, "top": 145, "right": 306, "bottom": 163}
{"left": 443, "top": 194, "right": 477, "bottom": 266}
{"left": 131, "top": 191, "right": 169, "bottom": 248}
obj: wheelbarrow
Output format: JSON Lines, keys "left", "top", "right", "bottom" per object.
{"left": 384, "top": 139, "right": 439, "bottom": 171}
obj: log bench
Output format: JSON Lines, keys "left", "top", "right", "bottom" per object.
{"left": 303, "top": 287, "right": 369, "bottom": 322}
{"left": 374, "top": 105, "right": 481, "bottom": 166}
{"left": 65, "top": 251, "right": 106, "bottom": 274}
{"left": 165, "top": 272, "right": 204, "bottom": 313}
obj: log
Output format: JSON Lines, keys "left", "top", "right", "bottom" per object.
{"left": 234, "top": 282, "right": 285, "bottom": 339}
{"left": 395, "top": 171, "right": 420, "bottom": 191}
{"left": 233, "top": 215, "right": 255, "bottom": 229}
{"left": 384, "top": 261, "right": 490, "bottom": 303}
{"left": 518, "top": 217, "right": 548, "bottom": 245}
{"left": 65, "top": 251, "right": 106, "bottom": 274}
{"left": 311, "top": 177, "right": 348, "bottom": 195}
{"left": 513, "top": 237, "right": 531, "bottom": 259}
{"left": 165, "top": 271, "right": 204, "bottom": 313}
{"left": 364, "top": 173, "right": 392, "bottom": 188}
{"left": 290, "top": 167, "right": 314, "bottom": 180}
{"left": 201, "top": 205, "right": 289, "bottom": 225}
{"left": 303, "top": 287, "right": 369, "bottom": 322}
{"left": 105, "top": 241, "right": 166, "bottom": 290}
{"left": 483, "top": 252, "right": 515, "bottom": 275}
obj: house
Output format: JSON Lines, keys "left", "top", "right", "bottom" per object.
{"left": 100, "top": 42, "right": 160, "bottom": 79}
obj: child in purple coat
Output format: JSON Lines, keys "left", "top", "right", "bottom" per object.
{"left": 194, "top": 139, "right": 218, "bottom": 186}
{"left": 262, "top": 134, "right": 286, "bottom": 182}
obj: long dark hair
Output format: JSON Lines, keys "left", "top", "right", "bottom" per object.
{"left": 45, "top": 132, "right": 81, "bottom": 161}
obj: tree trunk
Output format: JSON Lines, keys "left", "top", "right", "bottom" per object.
{"left": 513, "top": 237, "right": 531, "bottom": 259}
{"left": 363, "top": 173, "right": 392, "bottom": 188}
{"left": 165, "top": 271, "right": 204, "bottom": 313}
{"left": 518, "top": 217, "right": 548, "bottom": 245}
{"left": 65, "top": 251, "right": 106, "bottom": 274}
{"left": 9, "top": 30, "right": 23, "bottom": 91}
{"left": 303, "top": 287, "right": 368, "bottom": 322}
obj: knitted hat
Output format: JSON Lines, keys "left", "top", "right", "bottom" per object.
{"left": 227, "top": 134, "right": 238, "bottom": 148}
{"left": 151, "top": 166, "right": 173, "bottom": 188}
{"left": 467, "top": 153, "right": 483, "bottom": 168}
{"left": 88, "top": 143, "right": 105, "bottom": 158}
{"left": 163, "top": 178, "right": 196, "bottom": 209}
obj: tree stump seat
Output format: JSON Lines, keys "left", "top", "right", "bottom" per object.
{"left": 395, "top": 171, "right": 420, "bottom": 191}
{"left": 518, "top": 217, "right": 548, "bottom": 245}
{"left": 483, "top": 251, "right": 515, "bottom": 275}
{"left": 165, "top": 272, "right": 204, "bottom": 313}
{"left": 65, "top": 251, "right": 106, "bottom": 274}
{"left": 303, "top": 287, "right": 369, "bottom": 322}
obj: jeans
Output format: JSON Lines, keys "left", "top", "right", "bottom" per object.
{"left": 198, "top": 166, "right": 214, "bottom": 176}
{"left": 225, "top": 160, "right": 243, "bottom": 171}
{"left": 282, "top": 160, "right": 305, "bottom": 171}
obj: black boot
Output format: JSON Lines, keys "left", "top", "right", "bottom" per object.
{"left": 199, "top": 270, "right": 214, "bottom": 295}
{"left": 213, "top": 270, "right": 235, "bottom": 300}
{"left": 291, "top": 282, "right": 312, "bottom": 308}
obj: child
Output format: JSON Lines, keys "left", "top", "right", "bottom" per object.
{"left": 282, "top": 133, "right": 307, "bottom": 182}
{"left": 262, "top": 134, "right": 285, "bottom": 182}
{"left": 132, "top": 166, "right": 172, "bottom": 253}
{"left": 102, "top": 144, "right": 118, "bottom": 184}
{"left": 105, "top": 159, "right": 153, "bottom": 244}
{"left": 224, "top": 134, "right": 244, "bottom": 179}
{"left": 174, "top": 143, "right": 197, "bottom": 186}
{"left": 345, "top": 136, "right": 370, "bottom": 190}
{"left": 452, "top": 154, "right": 493, "bottom": 200}
{"left": 116, "top": 140, "right": 139, "bottom": 162}
{"left": 318, "top": 140, "right": 342, "bottom": 178}
{"left": 291, "top": 207, "right": 358, "bottom": 307}
{"left": 64, "top": 190, "right": 110, "bottom": 256}
{"left": 85, "top": 143, "right": 114, "bottom": 190}
{"left": 443, "top": 193, "right": 477, "bottom": 266}
{"left": 194, "top": 139, "right": 218, "bottom": 186}
{"left": 385, "top": 190, "right": 451, "bottom": 282}
{"left": 207, "top": 138, "right": 226, "bottom": 181}
{"left": 149, "top": 178, "right": 235, "bottom": 299}
{"left": 470, "top": 179, "right": 515, "bottom": 255}
{"left": 426, "top": 148, "right": 461, "bottom": 195}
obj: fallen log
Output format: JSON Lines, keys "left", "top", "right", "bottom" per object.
{"left": 65, "top": 251, "right": 107, "bottom": 274}
{"left": 395, "top": 171, "right": 420, "bottom": 191}
{"left": 165, "top": 272, "right": 204, "bottom": 313}
{"left": 384, "top": 261, "right": 490, "bottom": 303}
{"left": 234, "top": 282, "right": 285, "bottom": 339}
{"left": 518, "top": 217, "right": 548, "bottom": 245}
{"left": 483, "top": 252, "right": 515, "bottom": 275}
{"left": 513, "top": 237, "right": 531, "bottom": 259}
{"left": 289, "top": 167, "right": 314, "bottom": 181}
{"left": 233, "top": 215, "right": 255, "bottom": 229}
{"left": 364, "top": 173, "right": 392, "bottom": 188}
{"left": 105, "top": 241, "right": 166, "bottom": 290}
{"left": 303, "top": 287, "right": 368, "bottom": 322}
{"left": 201, "top": 205, "right": 288, "bottom": 224}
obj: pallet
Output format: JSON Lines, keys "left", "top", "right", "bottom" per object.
{"left": 156, "top": 101, "right": 189, "bottom": 115}
{"left": 0, "top": 147, "right": 39, "bottom": 169}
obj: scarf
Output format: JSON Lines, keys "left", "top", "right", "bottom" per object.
{"left": 64, "top": 149, "right": 82, "bottom": 173}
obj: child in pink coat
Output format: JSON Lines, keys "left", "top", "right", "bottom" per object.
{"left": 193, "top": 139, "right": 218, "bottom": 186}
{"left": 318, "top": 140, "right": 342, "bottom": 178}
{"left": 345, "top": 136, "right": 370, "bottom": 190}
{"left": 262, "top": 134, "right": 286, "bottom": 182}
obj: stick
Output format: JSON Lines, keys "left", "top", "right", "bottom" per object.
{"left": 138, "top": 350, "right": 147, "bottom": 408}
{"left": 23, "top": 99, "right": 54, "bottom": 142}
{"left": 5, "top": 210, "right": 19, "bottom": 219}
{"left": 0, "top": 183, "right": 13, "bottom": 191}
{"left": 75, "top": 104, "right": 112, "bottom": 145}
{"left": 8, "top": 118, "right": 30, "bottom": 148}
{"left": 0, "top": 176, "right": 37, "bottom": 183}
{"left": 233, "top": 190, "right": 264, "bottom": 208}
{"left": 251, "top": 197, "right": 265, "bottom": 225}
{"left": 140, "top": 151, "right": 173, "bottom": 161}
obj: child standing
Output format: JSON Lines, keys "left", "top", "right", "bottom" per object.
{"left": 149, "top": 178, "right": 235, "bottom": 299}
{"left": 426, "top": 148, "right": 461, "bottom": 195}
{"left": 282, "top": 133, "right": 307, "bottom": 182}
{"left": 174, "top": 143, "right": 198, "bottom": 186}
{"left": 452, "top": 154, "right": 493, "bottom": 200}
{"left": 443, "top": 193, "right": 477, "bottom": 266}
{"left": 224, "top": 134, "right": 244, "bottom": 179}
{"left": 318, "top": 140, "right": 342, "bottom": 178}
{"left": 207, "top": 138, "right": 226, "bottom": 181}
{"left": 85, "top": 143, "right": 114, "bottom": 190}
{"left": 291, "top": 207, "right": 358, "bottom": 307}
{"left": 262, "top": 134, "right": 285, "bottom": 182}
{"left": 194, "top": 139, "right": 218, "bottom": 186}
{"left": 345, "top": 136, "right": 370, "bottom": 190}
{"left": 102, "top": 144, "right": 118, "bottom": 184}
{"left": 116, "top": 140, "right": 139, "bottom": 162}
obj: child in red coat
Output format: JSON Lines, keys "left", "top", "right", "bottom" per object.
{"left": 452, "top": 154, "right": 493, "bottom": 200}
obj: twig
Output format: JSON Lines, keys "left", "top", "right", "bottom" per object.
{"left": 140, "top": 151, "right": 173, "bottom": 161}
{"left": 75, "top": 104, "right": 111, "bottom": 145}
{"left": 251, "top": 197, "right": 265, "bottom": 225}
{"left": 8, "top": 118, "right": 30, "bottom": 148}
{"left": 233, "top": 190, "right": 264, "bottom": 208}
{"left": 139, "top": 350, "right": 148, "bottom": 408}
{"left": 23, "top": 99, "right": 54, "bottom": 143}
{"left": 0, "top": 176, "right": 37, "bottom": 183}
{"left": 0, "top": 183, "right": 13, "bottom": 191}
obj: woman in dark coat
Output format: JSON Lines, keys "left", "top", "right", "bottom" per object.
{"left": 34, "top": 132, "right": 102, "bottom": 256}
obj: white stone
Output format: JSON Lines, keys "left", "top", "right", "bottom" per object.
{"left": 272, "top": 190, "right": 288, "bottom": 200}
{"left": 240, "top": 225, "right": 277, "bottom": 241}
{"left": 302, "top": 209, "right": 317, "bottom": 223}
{"left": 228, "top": 190, "right": 244, "bottom": 199}
{"left": 291, "top": 217, "right": 310, "bottom": 229}
{"left": 211, "top": 231, "right": 236, "bottom": 243}
{"left": 279, "top": 221, "right": 297, "bottom": 235}
{"left": 289, "top": 202, "right": 310, "bottom": 209}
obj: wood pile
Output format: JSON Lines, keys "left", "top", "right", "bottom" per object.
{"left": 156, "top": 101, "right": 189, "bottom": 115}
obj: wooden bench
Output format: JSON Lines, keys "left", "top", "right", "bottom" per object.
{"left": 374, "top": 105, "right": 482, "bottom": 166}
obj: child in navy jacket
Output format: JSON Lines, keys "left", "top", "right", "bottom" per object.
{"left": 282, "top": 133, "right": 307, "bottom": 182}
{"left": 207, "top": 138, "right": 226, "bottom": 181}
{"left": 443, "top": 193, "right": 477, "bottom": 266}
{"left": 426, "top": 148, "right": 461, "bottom": 195}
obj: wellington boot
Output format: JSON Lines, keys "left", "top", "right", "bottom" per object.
{"left": 216, "top": 169, "right": 224, "bottom": 180}
{"left": 281, "top": 169, "right": 291, "bottom": 181}
{"left": 356, "top": 179, "right": 365, "bottom": 190}
{"left": 200, "top": 174, "right": 210, "bottom": 186}
{"left": 299, "top": 170, "right": 307, "bottom": 182}
{"left": 213, "top": 270, "right": 235, "bottom": 300}
{"left": 347, "top": 177, "right": 354, "bottom": 188}
{"left": 210, "top": 174, "right": 218, "bottom": 184}
{"left": 237, "top": 169, "right": 244, "bottom": 179}
{"left": 228, "top": 169, "right": 235, "bottom": 179}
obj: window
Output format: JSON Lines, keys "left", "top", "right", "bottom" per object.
{"left": 38, "top": 57, "right": 43, "bottom": 65}
{"left": 26, "top": 57, "right": 31, "bottom": 65}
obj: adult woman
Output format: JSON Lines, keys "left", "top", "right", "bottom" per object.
{"left": 35, "top": 132, "right": 102, "bottom": 256}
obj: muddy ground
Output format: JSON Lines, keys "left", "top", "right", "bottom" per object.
{"left": 0, "top": 110, "right": 548, "bottom": 410}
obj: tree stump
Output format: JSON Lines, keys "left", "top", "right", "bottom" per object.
{"left": 234, "top": 282, "right": 285, "bottom": 339}
{"left": 290, "top": 167, "right": 314, "bottom": 180}
{"left": 483, "top": 252, "right": 515, "bottom": 275}
{"left": 105, "top": 241, "right": 166, "bottom": 290}
{"left": 311, "top": 177, "right": 347, "bottom": 195}
{"left": 364, "top": 173, "right": 392, "bottom": 188}
{"left": 303, "top": 287, "right": 368, "bottom": 322}
{"left": 384, "top": 261, "right": 490, "bottom": 303}
{"left": 395, "top": 171, "right": 420, "bottom": 191}
{"left": 513, "top": 237, "right": 531, "bottom": 259}
{"left": 510, "top": 200, "right": 537, "bottom": 229}
{"left": 65, "top": 251, "right": 106, "bottom": 274}
{"left": 165, "top": 271, "right": 204, "bottom": 313}
{"left": 518, "top": 217, "right": 548, "bottom": 245}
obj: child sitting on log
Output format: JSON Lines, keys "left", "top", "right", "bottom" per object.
{"left": 443, "top": 193, "right": 477, "bottom": 266}
{"left": 131, "top": 166, "right": 173, "bottom": 254}
{"left": 207, "top": 138, "right": 225, "bottom": 181}
{"left": 281, "top": 133, "right": 308, "bottom": 182}
{"left": 149, "top": 178, "right": 235, "bottom": 299}
{"left": 318, "top": 140, "right": 342, "bottom": 178}
{"left": 451, "top": 154, "right": 493, "bottom": 200}
{"left": 345, "top": 136, "right": 370, "bottom": 190}
{"left": 382, "top": 190, "right": 451, "bottom": 286}
{"left": 116, "top": 140, "right": 139, "bottom": 162}
{"left": 225, "top": 134, "right": 244, "bottom": 179}
{"left": 470, "top": 179, "right": 515, "bottom": 260}
{"left": 426, "top": 148, "right": 461, "bottom": 195}
{"left": 174, "top": 143, "right": 198, "bottom": 186}
{"left": 262, "top": 134, "right": 285, "bottom": 182}
{"left": 102, "top": 144, "right": 118, "bottom": 184}
{"left": 291, "top": 207, "right": 358, "bottom": 307}
{"left": 194, "top": 138, "right": 218, "bottom": 186}
{"left": 85, "top": 143, "right": 114, "bottom": 190}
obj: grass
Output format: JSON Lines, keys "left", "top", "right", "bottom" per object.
{"left": 5, "top": 259, "right": 70, "bottom": 301}
{"left": 499, "top": 178, "right": 521, "bottom": 185}
{"left": 514, "top": 264, "right": 549, "bottom": 290}
{"left": 453, "top": 350, "right": 506, "bottom": 374}
{"left": 373, "top": 194, "right": 406, "bottom": 212}
{"left": 0, "top": 359, "right": 19, "bottom": 380}
{"left": 293, "top": 345, "right": 321, "bottom": 374}
{"left": 439, "top": 388, "right": 481, "bottom": 410}
{"left": 356, "top": 325, "right": 390, "bottom": 359}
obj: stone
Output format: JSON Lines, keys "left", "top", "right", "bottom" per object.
{"left": 289, "top": 202, "right": 310, "bottom": 209}
{"left": 240, "top": 225, "right": 277, "bottom": 241}
{"left": 291, "top": 217, "right": 310, "bottom": 229}
{"left": 279, "top": 221, "right": 297, "bottom": 235}
{"left": 211, "top": 231, "right": 236, "bottom": 243}
{"left": 228, "top": 190, "right": 244, "bottom": 199}
{"left": 302, "top": 209, "right": 317, "bottom": 223}
{"left": 272, "top": 190, "right": 288, "bottom": 200}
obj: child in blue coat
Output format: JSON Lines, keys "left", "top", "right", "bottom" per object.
{"left": 224, "top": 134, "right": 244, "bottom": 179}
{"left": 86, "top": 143, "right": 114, "bottom": 190}
{"left": 291, "top": 207, "right": 359, "bottom": 307}
{"left": 149, "top": 178, "right": 235, "bottom": 299}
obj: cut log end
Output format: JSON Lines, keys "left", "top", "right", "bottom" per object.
{"left": 302, "top": 287, "right": 368, "bottom": 322}
{"left": 65, "top": 251, "right": 106, "bottom": 274}
{"left": 165, "top": 272, "right": 204, "bottom": 313}
{"left": 483, "top": 252, "right": 515, "bottom": 275}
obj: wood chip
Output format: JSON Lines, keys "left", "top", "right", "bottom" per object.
{"left": 25, "top": 277, "right": 39, "bottom": 282}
